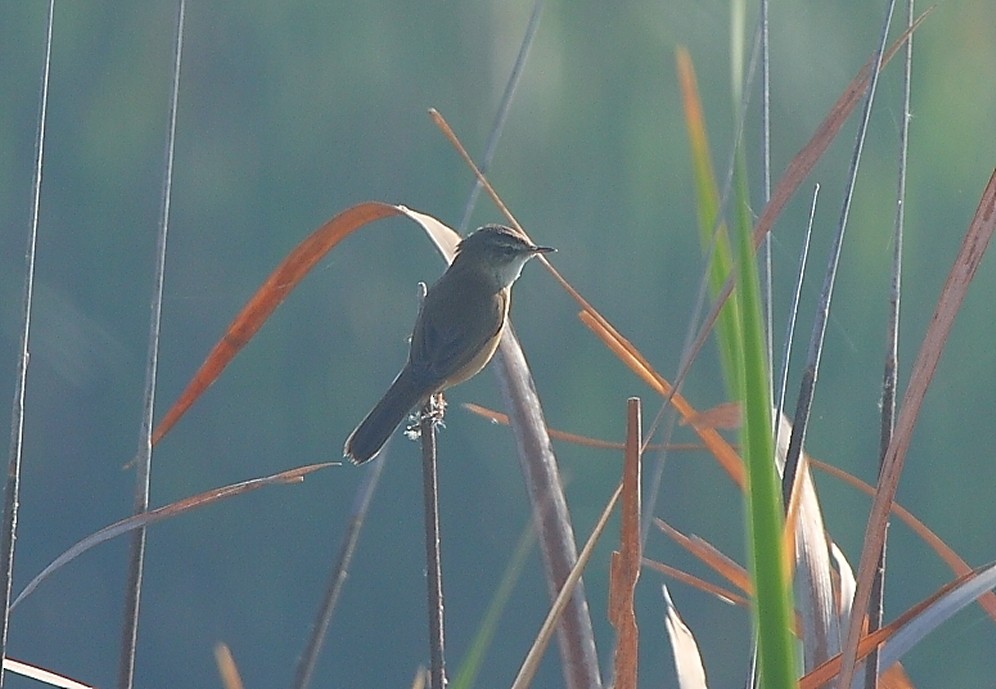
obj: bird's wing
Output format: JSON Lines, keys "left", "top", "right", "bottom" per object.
{"left": 409, "top": 286, "right": 507, "bottom": 388}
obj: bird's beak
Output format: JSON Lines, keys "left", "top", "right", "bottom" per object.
{"left": 531, "top": 245, "right": 556, "bottom": 254}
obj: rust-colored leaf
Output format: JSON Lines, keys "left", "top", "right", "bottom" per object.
{"left": 654, "top": 518, "right": 752, "bottom": 595}
{"left": 643, "top": 558, "right": 749, "bottom": 608}
{"left": 609, "top": 399, "right": 642, "bottom": 689}
{"left": 462, "top": 402, "right": 704, "bottom": 452}
{"left": 152, "top": 201, "right": 404, "bottom": 445}
{"left": 679, "top": 401, "right": 741, "bottom": 430}
{"left": 466, "top": 400, "right": 996, "bottom": 625}
{"left": 676, "top": 46, "right": 721, "bottom": 235}
{"left": 879, "top": 662, "right": 914, "bottom": 689}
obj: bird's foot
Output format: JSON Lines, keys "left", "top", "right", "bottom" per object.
{"left": 424, "top": 392, "right": 447, "bottom": 429}
{"left": 403, "top": 393, "right": 447, "bottom": 440}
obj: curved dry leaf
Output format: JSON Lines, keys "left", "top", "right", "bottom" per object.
{"left": 214, "top": 643, "right": 244, "bottom": 689}
{"left": 11, "top": 463, "right": 333, "bottom": 609}
{"left": 643, "top": 558, "right": 748, "bottom": 608}
{"left": 654, "top": 518, "right": 751, "bottom": 595}
{"left": 152, "top": 201, "right": 404, "bottom": 444}
{"left": 813, "top": 457, "right": 996, "bottom": 622}
{"left": 679, "top": 402, "right": 741, "bottom": 430}
{"left": 468, "top": 400, "right": 996, "bottom": 626}
{"left": 878, "top": 561, "right": 996, "bottom": 671}
{"left": 662, "top": 585, "right": 710, "bottom": 689}
{"left": 397, "top": 206, "right": 461, "bottom": 264}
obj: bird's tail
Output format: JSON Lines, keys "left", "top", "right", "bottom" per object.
{"left": 344, "top": 367, "right": 426, "bottom": 464}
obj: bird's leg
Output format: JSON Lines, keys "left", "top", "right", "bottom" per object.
{"left": 425, "top": 392, "right": 447, "bottom": 429}
{"left": 404, "top": 393, "right": 447, "bottom": 440}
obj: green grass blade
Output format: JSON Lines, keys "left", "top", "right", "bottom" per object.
{"left": 735, "top": 193, "right": 796, "bottom": 689}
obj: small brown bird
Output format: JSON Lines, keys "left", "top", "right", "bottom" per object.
{"left": 344, "top": 224, "right": 554, "bottom": 464}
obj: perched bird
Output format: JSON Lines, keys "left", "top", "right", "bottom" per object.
{"left": 344, "top": 224, "right": 554, "bottom": 464}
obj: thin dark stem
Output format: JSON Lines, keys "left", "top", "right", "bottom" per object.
{"left": 117, "top": 2, "right": 185, "bottom": 688}
{"left": 773, "top": 184, "right": 819, "bottom": 447}
{"left": 0, "top": 1, "right": 55, "bottom": 682}
{"left": 421, "top": 402, "right": 446, "bottom": 689}
{"left": 865, "top": 2, "right": 913, "bottom": 686}
{"left": 782, "top": 0, "right": 897, "bottom": 512}
{"left": 291, "top": 453, "right": 387, "bottom": 689}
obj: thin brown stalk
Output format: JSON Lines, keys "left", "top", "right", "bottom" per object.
{"left": 608, "top": 399, "right": 642, "bottom": 689}
{"left": 421, "top": 402, "right": 446, "bottom": 689}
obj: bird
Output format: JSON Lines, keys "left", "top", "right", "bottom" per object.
{"left": 344, "top": 224, "right": 554, "bottom": 464}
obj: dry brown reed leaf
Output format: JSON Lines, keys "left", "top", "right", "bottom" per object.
{"left": 608, "top": 399, "right": 642, "bottom": 689}
{"left": 152, "top": 201, "right": 404, "bottom": 444}
{"left": 642, "top": 558, "right": 749, "bottom": 608}
{"left": 12, "top": 462, "right": 333, "bottom": 609}
{"left": 879, "top": 662, "right": 914, "bottom": 689}
{"left": 654, "top": 519, "right": 752, "bottom": 596}
{"left": 150, "top": 201, "right": 464, "bottom": 452}
{"left": 214, "top": 643, "right": 244, "bottom": 689}
{"left": 462, "top": 403, "right": 704, "bottom": 452}
{"left": 678, "top": 402, "right": 741, "bottom": 430}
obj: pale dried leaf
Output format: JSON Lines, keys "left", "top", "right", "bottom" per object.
{"left": 662, "top": 585, "right": 710, "bottom": 689}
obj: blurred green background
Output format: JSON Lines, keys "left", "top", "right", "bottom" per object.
{"left": 1, "top": 1, "right": 995, "bottom": 687}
